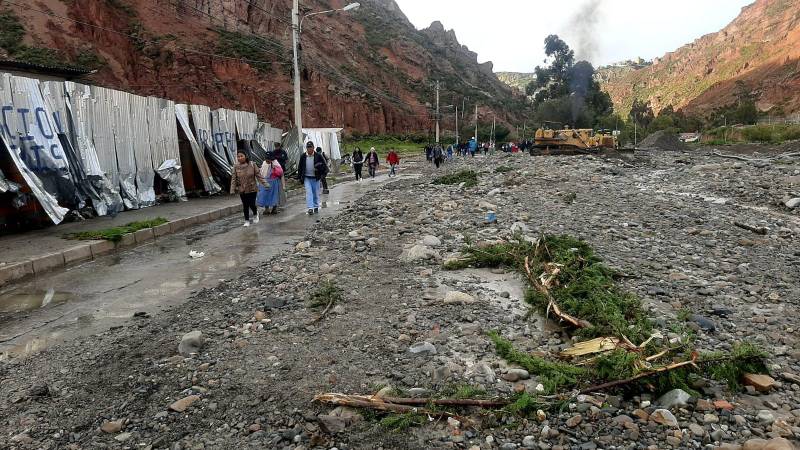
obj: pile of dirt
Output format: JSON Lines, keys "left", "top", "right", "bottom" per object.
{"left": 639, "top": 130, "right": 689, "bottom": 151}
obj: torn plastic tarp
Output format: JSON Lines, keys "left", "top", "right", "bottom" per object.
{"left": 2, "top": 74, "right": 80, "bottom": 209}
{"left": 155, "top": 159, "right": 184, "bottom": 202}
{"left": 63, "top": 84, "right": 123, "bottom": 216}
{"left": 175, "top": 104, "right": 220, "bottom": 194}
{"left": 0, "top": 168, "right": 20, "bottom": 194}
{"left": 0, "top": 126, "right": 68, "bottom": 223}
{"left": 57, "top": 133, "right": 124, "bottom": 217}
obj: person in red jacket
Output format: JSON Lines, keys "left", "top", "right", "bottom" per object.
{"left": 386, "top": 149, "right": 400, "bottom": 177}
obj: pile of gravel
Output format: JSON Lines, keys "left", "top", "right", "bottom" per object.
{"left": 639, "top": 130, "right": 689, "bottom": 151}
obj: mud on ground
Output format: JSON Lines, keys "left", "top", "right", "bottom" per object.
{"left": 1, "top": 148, "right": 799, "bottom": 450}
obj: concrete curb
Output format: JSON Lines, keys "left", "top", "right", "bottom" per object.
{"left": 0, "top": 203, "right": 239, "bottom": 288}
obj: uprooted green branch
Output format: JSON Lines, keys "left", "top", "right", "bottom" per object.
{"left": 448, "top": 235, "right": 769, "bottom": 396}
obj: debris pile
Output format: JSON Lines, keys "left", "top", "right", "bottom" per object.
{"left": 639, "top": 130, "right": 689, "bottom": 151}
{"left": 1, "top": 150, "right": 798, "bottom": 449}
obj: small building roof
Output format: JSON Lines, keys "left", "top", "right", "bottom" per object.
{"left": 0, "top": 59, "right": 92, "bottom": 79}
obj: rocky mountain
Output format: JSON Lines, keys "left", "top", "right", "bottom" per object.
{"left": 601, "top": 0, "right": 800, "bottom": 118}
{"left": 495, "top": 72, "right": 535, "bottom": 94}
{"left": 0, "top": 0, "right": 528, "bottom": 135}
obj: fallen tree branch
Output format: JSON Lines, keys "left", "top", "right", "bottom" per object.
{"left": 525, "top": 256, "right": 592, "bottom": 329}
{"left": 734, "top": 221, "right": 768, "bottom": 235}
{"left": 313, "top": 393, "right": 469, "bottom": 422}
{"left": 710, "top": 151, "right": 766, "bottom": 162}
{"left": 381, "top": 397, "right": 510, "bottom": 408}
{"left": 308, "top": 297, "right": 336, "bottom": 324}
{"left": 579, "top": 358, "right": 698, "bottom": 394}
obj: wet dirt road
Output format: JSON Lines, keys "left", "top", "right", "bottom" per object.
{"left": 0, "top": 173, "right": 410, "bottom": 360}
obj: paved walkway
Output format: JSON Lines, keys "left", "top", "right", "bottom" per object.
{"left": 0, "top": 196, "right": 241, "bottom": 285}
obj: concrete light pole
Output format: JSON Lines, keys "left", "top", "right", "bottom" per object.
{"left": 291, "top": 1, "right": 360, "bottom": 147}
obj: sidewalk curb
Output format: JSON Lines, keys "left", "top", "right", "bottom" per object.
{"left": 0, "top": 203, "right": 239, "bottom": 288}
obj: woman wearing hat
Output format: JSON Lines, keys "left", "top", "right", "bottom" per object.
{"left": 257, "top": 151, "right": 284, "bottom": 215}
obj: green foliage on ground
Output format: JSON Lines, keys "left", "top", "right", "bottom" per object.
{"left": 379, "top": 413, "right": 426, "bottom": 431}
{"left": 307, "top": 281, "right": 344, "bottom": 309}
{"left": 441, "top": 383, "right": 487, "bottom": 400}
{"left": 449, "top": 236, "right": 769, "bottom": 398}
{"left": 706, "top": 124, "right": 800, "bottom": 144}
{"left": 68, "top": 218, "right": 168, "bottom": 242}
{"left": 494, "top": 166, "right": 514, "bottom": 174}
{"left": 488, "top": 331, "right": 587, "bottom": 394}
{"left": 432, "top": 170, "right": 478, "bottom": 188}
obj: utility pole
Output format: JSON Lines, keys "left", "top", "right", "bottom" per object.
{"left": 435, "top": 80, "right": 440, "bottom": 145}
{"left": 454, "top": 106, "right": 459, "bottom": 145}
{"left": 291, "top": 0, "right": 304, "bottom": 149}
{"left": 492, "top": 116, "right": 496, "bottom": 147}
{"left": 474, "top": 104, "right": 478, "bottom": 141}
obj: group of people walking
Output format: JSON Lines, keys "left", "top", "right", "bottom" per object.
{"left": 230, "top": 142, "right": 403, "bottom": 225}
{"left": 350, "top": 147, "right": 400, "bottom": 181}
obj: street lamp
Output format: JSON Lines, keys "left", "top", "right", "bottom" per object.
{"left": 291, "top": 2, "right": 361, "bottom": 148}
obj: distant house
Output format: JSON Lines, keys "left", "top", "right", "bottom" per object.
{"left": 0, "top": 59, "right": 91, "bottom": 83}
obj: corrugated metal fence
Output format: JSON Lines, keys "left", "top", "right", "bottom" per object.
{"left": 0, "top": 73, "right": 283, "bottom": 225}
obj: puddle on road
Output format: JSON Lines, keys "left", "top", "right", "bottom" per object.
{"left": 0, "top": 289, "right": 76, "bottom": 313}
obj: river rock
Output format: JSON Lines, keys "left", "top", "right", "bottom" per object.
{"left": 444, "top": 291, "right": 475, "bottom": 305}
{"left": 650, "top": 409, "right": 679, "bottom": 427}
{"left": 742, "top": 437, "right": 795, "bottom": 450}
{"left": 408, "top": 341, "right": 437, "bottom": 355}
{"left": 178, "top": 330, "right": 204, "bottom": 356}
{"left": 656, "top": 388, "right": 691, "bottom": 409}
{"left": 169, "top": 395, "right": 201, "bottom": 412}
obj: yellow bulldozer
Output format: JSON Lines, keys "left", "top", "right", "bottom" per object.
{"left": 531, "top": 122, "right": 618, "bottom": 154}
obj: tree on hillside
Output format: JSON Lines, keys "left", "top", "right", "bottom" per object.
{"left": 525, "top": 35, "right": 612, "bottom": 128}
{"left": 629, "top": 99, "right": 654, "bottom": 129}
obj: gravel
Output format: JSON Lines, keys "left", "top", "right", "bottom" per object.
{"left": 0, "top": 149, "right": 798, "bottom": 449}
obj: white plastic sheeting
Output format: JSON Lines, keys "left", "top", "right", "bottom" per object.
{"left": 304, "top": 128, "right": 342, "bottom": 161}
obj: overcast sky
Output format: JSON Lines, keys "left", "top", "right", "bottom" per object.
{"left": 393, "top": 0, "right": 754, "bottom": 72}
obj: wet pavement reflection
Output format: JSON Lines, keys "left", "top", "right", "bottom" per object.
{"left": 0, "top": 173, "right": 416, "bottom": 360}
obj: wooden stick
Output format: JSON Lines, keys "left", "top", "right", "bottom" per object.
{"left": 308, "top": 297, "right": 336, "bottom": 324}
{"left": 313, "top": 393, "right": 469, "bottom": 422}
{"left": 381, "top": 397, "right": 510, "bottom": 408}
{"left": 734, "top": 221, "right": 767, "bottom": 235}
{"left": 579, "top": 360, "right": 698, "bottom": 394}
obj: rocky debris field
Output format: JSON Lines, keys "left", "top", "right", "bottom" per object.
{"left": 1, "top": 148, "right": 799, "bottom": 450}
